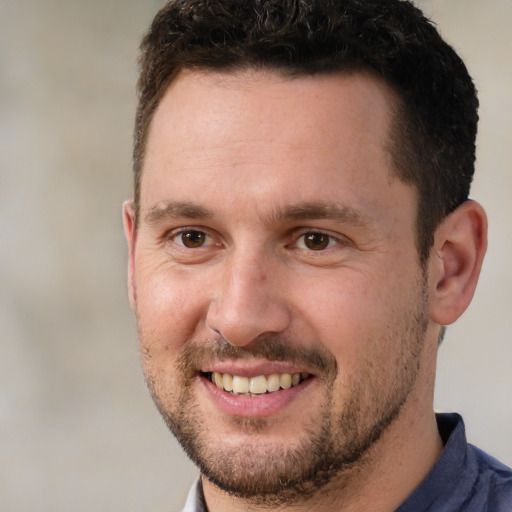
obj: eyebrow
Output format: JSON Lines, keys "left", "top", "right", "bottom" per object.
{"left": 270, "top": 202, "right": 374, "bottom": 228}
{"left": 143, "top": 200, "right": 373, "bottom": 229}
{"left": 144, "top": 201, "right": 213, "bottom": 225}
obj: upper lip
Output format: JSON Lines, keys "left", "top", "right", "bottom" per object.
{"left": 200, "top": 359, "right": 312, "bottom": 378}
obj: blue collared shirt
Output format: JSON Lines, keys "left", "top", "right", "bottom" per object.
{"left": 182, "top": 413, "right": 512, "bottom": 511}
{"left": 397, "top": 413, "right": 512, "bottom": 511}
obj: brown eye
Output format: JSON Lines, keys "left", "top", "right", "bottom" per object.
{"left": 303, "top": 232, "right": 331, "bottom": 250}
{"left": 179, "top": 230, "right": 208, "bottom": 248}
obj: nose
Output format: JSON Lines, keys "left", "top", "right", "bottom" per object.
{"left": 206, "top": 252, "right": 291, "bottom": 347}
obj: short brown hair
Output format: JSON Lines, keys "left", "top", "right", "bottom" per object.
{"left": 134, "top": 0, "right": 478, "bottom": 261}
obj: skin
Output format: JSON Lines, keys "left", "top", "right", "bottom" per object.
{"left": 124, "top": 69, "right": 487, "bottom": 511}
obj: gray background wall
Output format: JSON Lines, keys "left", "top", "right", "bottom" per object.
{"left": 0, "top": 0, "right": 510, "bottom": 510}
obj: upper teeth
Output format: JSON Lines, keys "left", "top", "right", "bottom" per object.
{"left": 210, "top": 372, "right": 309, "bottom": 395}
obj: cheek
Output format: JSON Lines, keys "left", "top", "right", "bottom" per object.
{"left": 134, "top": 262, "right": 211, "bottom": 360}
{"left": 301, "top": 272, "right": 385, "bottom": 328}
{"left": 134, "top": 273, "right": 202, "bottom": 399}
{"left": 294, "top": 269, "right": 411, "bottom": 368}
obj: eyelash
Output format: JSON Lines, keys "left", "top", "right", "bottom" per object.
{"left": 167, "top": 228, "right": 216, "bottom": 248}
{"left": 165, "top": 227, "right": 345, "bottom": 253}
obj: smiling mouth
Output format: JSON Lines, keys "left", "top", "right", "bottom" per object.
{"left": 203, "top": 371, "right": 311, "bottom": 396}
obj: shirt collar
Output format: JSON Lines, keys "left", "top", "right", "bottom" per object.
{"left": 396, "top": 412, "right": 468, "bottom": 511}
{"left": 181, "top": 477, "right": 207, "bottom": 512}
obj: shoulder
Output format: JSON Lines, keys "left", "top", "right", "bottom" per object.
{"left": 465, "top": 443, "right": 512, "bottom": 511}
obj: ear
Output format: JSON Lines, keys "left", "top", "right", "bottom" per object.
{"left": 428, "top": 200, "right": 487, "bottom": 326}
{"left": 122, "top": 200, "right": 137, "bottom": 311}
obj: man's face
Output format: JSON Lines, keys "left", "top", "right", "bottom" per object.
{"left": 125, "top": 70, "right": 434, "bottom": 502}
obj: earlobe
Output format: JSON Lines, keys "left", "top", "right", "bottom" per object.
{"left": 123, "top": 200, "right": 137, "bottom": 311}
{"left": 429, "top": 200, "right": 487, "bottom": 326}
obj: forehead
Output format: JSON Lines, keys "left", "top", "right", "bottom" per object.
{"left": 140, "top": 69, "right": 413, "bottom": 226}
{"left": 145, "top": 68, "right": 396, "bottom": 163}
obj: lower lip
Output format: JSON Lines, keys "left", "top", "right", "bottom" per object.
{"left": 199, "top": 375, "right": 315, "bottom": 418}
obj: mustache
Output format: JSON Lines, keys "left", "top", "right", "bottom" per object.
{"left": 179, "top": 334, "right": 338, "bottom": 379}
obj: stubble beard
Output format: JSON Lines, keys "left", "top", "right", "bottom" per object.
{"left": 139, "top": 277, "right": 429, "bottom": 507}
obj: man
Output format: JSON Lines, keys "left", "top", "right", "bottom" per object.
{"left": 123, "top": 0, "right": 512, "bottom": 510}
